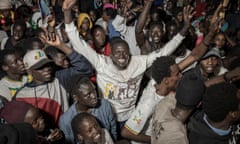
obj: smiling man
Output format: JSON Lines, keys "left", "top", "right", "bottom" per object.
{"left": 62, "top": 0, "right": 192, "bottom": 125}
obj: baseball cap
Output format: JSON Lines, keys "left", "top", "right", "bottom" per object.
{"left": 201, "top": 48, "right": 221, "bottom": 59}
{"left": 23, "top": 49, "right": 52, "bottom": 70}
{"left": 175, "top": 74, "right": 205, "bottom": 109}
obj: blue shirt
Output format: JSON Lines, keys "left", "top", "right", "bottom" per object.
{"left": 59, "top": 99, "right": 117, "bottom": 144}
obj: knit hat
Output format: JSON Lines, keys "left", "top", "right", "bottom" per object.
{"left": 23, "top": 49, "right": 52, "bottom": 70}
{"left": 77, "top": 13, "right": 93, "bottom": 35}
{"left": 0, "top": 0, "right": 12, "bottom": 9}
{"left": 175, "top": 74, "right": 205, "bottom": 108}
{"left": 103, "top": 3, "right": 116, "bottom": 9}
{"left": 201, "top": 48, "right": 221, "bottom": 60}
{"left": 0, "top": 101, "right": 33, "bottom": 123}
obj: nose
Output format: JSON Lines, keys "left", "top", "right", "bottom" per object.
{"left": 207, "top": 58, "right": 213, "bottom": 65}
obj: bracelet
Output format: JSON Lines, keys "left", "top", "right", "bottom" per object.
{"left": 223, "top": 72, "right": 229, "bottom": 82}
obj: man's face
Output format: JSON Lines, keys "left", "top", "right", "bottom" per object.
{"left": 80, "top": 18, "right": 90, "bottom": 33}
{"left": 30, "top": 63, "right": 54, "bottom": 83}
{"left": 78, "top": 118, "right": 102, "bottom": 143}
{"left": 167, "top": 25, "right": 178, "bottom": 40}
{"left": 200, "top": 56, "right": 219, "bottom": 75}
{"left": 24, "top": 107, "right": 45, "bottom": 132}
{"left": 110, "top": 42, "right": 130, "bottom": 70}
{"left": 77, "top": 83, "right": 98, "bottom": 108}
{"left": 3, "top": 53, "right": 25, "bottom": 75}
{"left": 214, "top": 33, "right": 226, "bottom": 48}
{"left": 93, "top": 28, "right": 106, "bottom": 48}
{"left": 13, "top": 25, "right": 25, "bottom": 41}
{"left": 53, "top": 53, "right": 69, "bottom": 69}
{"left": 150, "top": 25, "right": 164, "bottom": 44}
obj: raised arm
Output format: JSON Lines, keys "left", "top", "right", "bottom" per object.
{"left": 146, "top": 6, "right": 194, "bottom": 67}
{"left": 135, "top": 0, "right": 153, "bottom": 51}
{"left": 178, "top": 4, "right": 223, "bottom": 71}
{"left": 62, "top": 0, "right": 103, "bottom": 69}
{"left": 205, "top": 67, "right": 240, "bottom": 87}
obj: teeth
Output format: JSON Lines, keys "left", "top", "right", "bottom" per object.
{"left": 94, "top": 134, "right": 100, "bottom": 139}
{"left": 118, "top": 59, "right": 125, "bottom": 63}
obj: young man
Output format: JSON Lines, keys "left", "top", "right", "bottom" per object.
{"left": 188, "top": 82, "right": 240, "bottom": 144}
{"left": 71, "top": 113, "right": 114, "bottom": 144}
{"left": 184, "top": 48, "right": 228, "bottom": 81}
{"left": 59, "top": 77, "right": 117, "bottom": 144}
{"left": 121, "top": 5, "right": 222, "bottom": 143}
{"left": 0, "top": 101, "right": 64, "bottom": 143}
{"left": 62, "top": 0, "right": 192, "bottom": 123}
{"left": 0, "top": 49, "right": 28, "bottom": 100}
{"left": 14, "top": 49, "right": 69, "bottom": 127}
{"left": 151, "top": 73, "right": 205, "bottom": 144}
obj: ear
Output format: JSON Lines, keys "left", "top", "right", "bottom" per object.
{"left": 162, "top": 77, "right": 169, "bottom": 85}
{"left": 72, "top": 94, "right": 79, "bottom": 102}
{"left": 2, "top": 65, "right": 8, "bottom": 71}
{"left": 77, "top": 134, "right": 83, "bottom": 143}
{"left": 229, "top": 111, "right": 239, "bottom": 120}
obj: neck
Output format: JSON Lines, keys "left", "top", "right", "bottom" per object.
{"left": 31, "top": 79, "right": 45, "bottom": 85}
{"left": 171, "top": 108, "right": 192, "bottom": 123}
{"left": 76, "top": 102, "right": 90, "bottom": 113}
{"left": 6, "top": 73, "right": 22, "bottom": 81}
{"left": 206, "top": 117, "right": 231, "bottom": 130}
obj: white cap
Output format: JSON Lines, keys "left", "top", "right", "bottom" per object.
{"left": 23, "top": 49, "right": 52, "bottom": 70}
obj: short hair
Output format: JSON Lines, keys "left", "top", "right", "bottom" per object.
{"left": 90, "top": 25, "right": 104, "bottom": 36}
{"left": 14, "top": 5, "right": 32, "bottom": 20}
{"left": 103, "top": 8, "right": 117, "bottom": 19}
{"left": 203, "top": 82, "right": 238, "bottom": 122}
{"left": 13, "top": 19, "right": 27, "bottom": 33}
{"left": 109, "top": 37, "right": 129, "bottom": 52}
{"left": 44, "top": 46, "right": 64, "bottom": 59}
{"left": 22, "top": 37, "right": 44, "bottom": 51}
{"left": 152, "top": 56, "right": 176, "bottom": 84}
{"left": 0, "top": 49, "right": 16, "bottom": 67}
{"left": 149, "top": 21, "right": 164, "bottom": 31}
{"left": 70, "top": 76, "right": 94, "bottom": 96}
{"left": 71, "top": 112, "right": 97, "bottom": 137}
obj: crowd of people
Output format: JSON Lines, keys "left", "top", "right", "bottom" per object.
{"left": 0, "top": 0, "right": 240, "bottom": 143}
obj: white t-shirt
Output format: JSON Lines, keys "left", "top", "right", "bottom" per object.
{"left": 65, "top": 22, "right": 185, "bottom": 121}
{"left": 0, "top": 75, "right": 29, "bottom": 100}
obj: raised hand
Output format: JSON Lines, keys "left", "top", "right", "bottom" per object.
{"left": 62, "top": 0, "right": 77, "bottom": 11}
{"left": 40, "top": 31, "right": 62, "bottom": 47}
{"left": 183, "top": 5, "right": 195, "bottom": 28}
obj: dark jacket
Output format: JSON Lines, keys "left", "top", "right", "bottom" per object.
{"left": 188, "top": 111, "right": 231, "bottom": 144}
{"left": 55, "top": 51, "right": 92, "bottom": 92}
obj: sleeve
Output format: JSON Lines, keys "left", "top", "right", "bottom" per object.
{"left": 59, "top": 115, "right": 75, "bottom": 144}
{"left": 55, "top": 51, "right": 93, "bottom": 91}
{"left": 146, "top": 33, "right": 185, "bottom": 68}
{"left": 108, "top": 20, "right": 121, "bottom": 39}
{"left": 112, "top": 15, "right": 128, "bottom": 35}
{"left": 104, "top": 100, "right": 117, "bottom": 141}
{"left": 65, "top": 22, "right": 105, "bottom": 70}
{"left": 124, "top": 99, "right": 154, "bottom": 135}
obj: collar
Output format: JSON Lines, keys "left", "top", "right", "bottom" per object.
{"left": 203, "top": 113, "right": 231, "bottom": 136}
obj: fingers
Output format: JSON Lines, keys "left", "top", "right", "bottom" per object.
{"left": 48, "top": 31, "right": 56, "bottom": 42}
{"left": 48, "top": 129, "right": 63, "bottom": 142}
